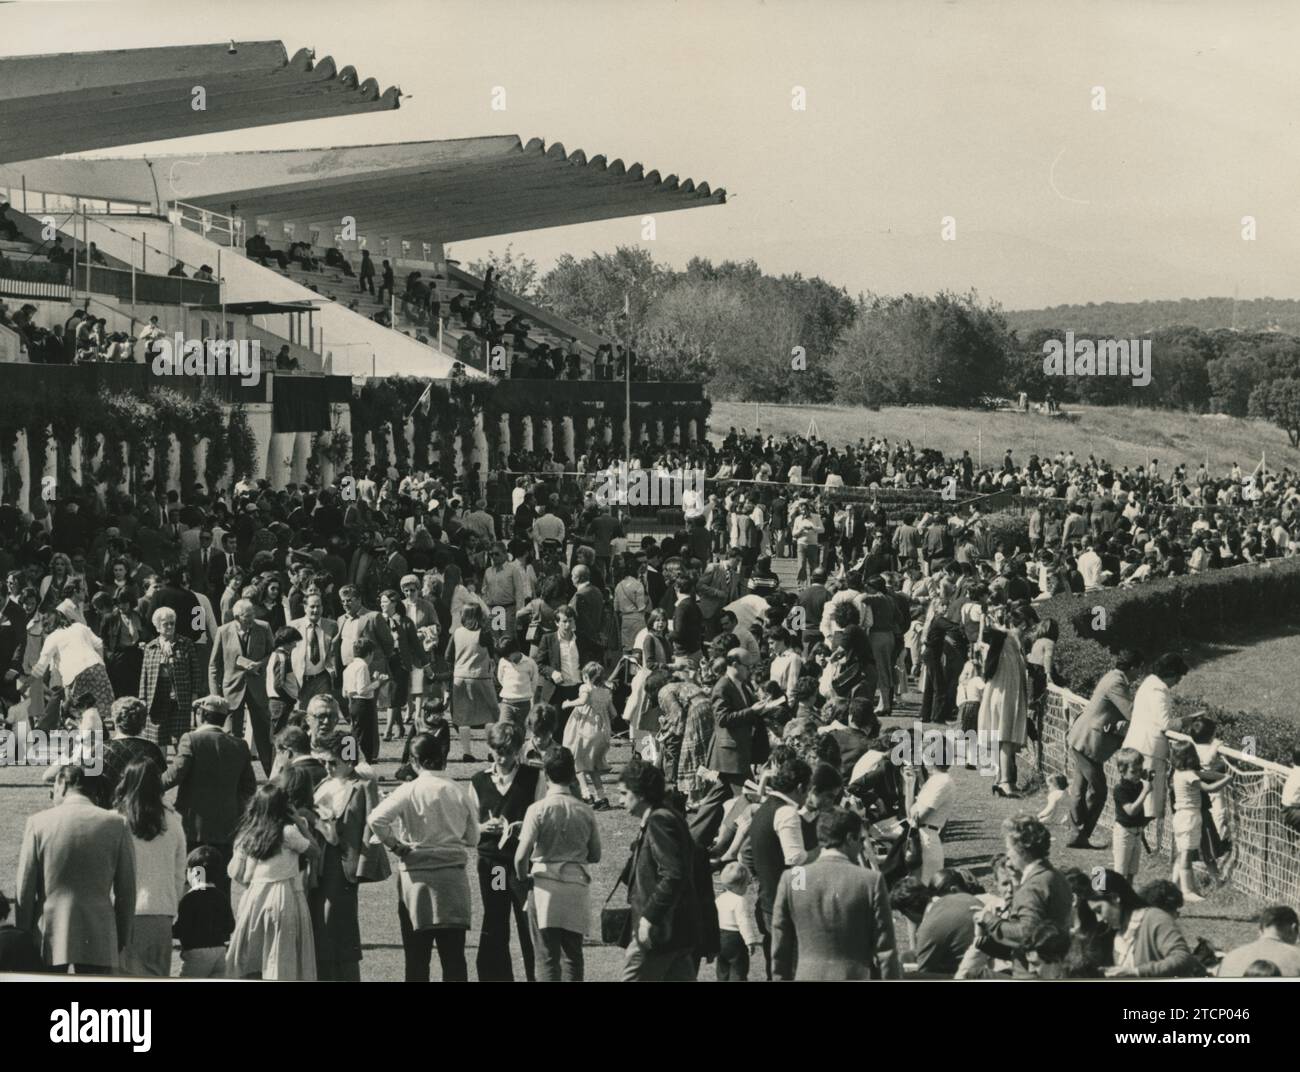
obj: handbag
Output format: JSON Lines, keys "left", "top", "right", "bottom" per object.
{"left": 348, "top": 784, "right": 393, "bottom": 884}
{"left": 600, "top": 866, "right": 632, "bottom": 947}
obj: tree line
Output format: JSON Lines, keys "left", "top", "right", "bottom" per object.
{"left": 463, "top": 244, "right": 1300, "bottom": 443}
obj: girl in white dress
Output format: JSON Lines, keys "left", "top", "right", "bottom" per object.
{"left": 226, "top": 783, "right": 320, "bottom": 980}
{"left": 561, "top": 662, "right": 614, "bottom": 810}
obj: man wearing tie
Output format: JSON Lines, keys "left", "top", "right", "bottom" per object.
{"left": 187, "top": 529, "right": 223, "bottom": 598}
{"left": 289, "top": 592, "right": 338, "bottom": 710}
{"left": 697, "top": 548, "right": 743, "bottom": 640}
{"left": 209, "top": 598, "right": 275, "bottom": 775}
{"left": 689, "top": 651, "right": 768, "bottom": 848}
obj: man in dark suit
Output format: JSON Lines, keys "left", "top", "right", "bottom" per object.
{"left": 16, "top": 763, "right": 137, "bottom": 973}
{"left": 209, "top": 598, "right": 275, "bottom": 775}
{"left": 669, "top": 576, "right": 704, "bottom": 664}
{"left": 688, "top": 652, "right": 767, "bottom": 848}
{"left": 697, "top": 548, "right": 742, "bottom": 639}
{"left": 617, "top": 760, "right": 701, "bottom": 982}
{"left": 162, "top": 695, "right": 256, "bottom": 892}
{"left": 772, "top": 808, "right": 900, "bottom": 981}
{"left": 187, "top": 529, "right": 224, "bottom": 598}
{"left": 1065, "top": 650, "right": 1139, "bottom": 847}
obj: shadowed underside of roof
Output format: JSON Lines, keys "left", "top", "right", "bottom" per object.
{"left": 1, "top": 137, "right": 727, "bottom": 243}
{"left": 0, "top": 41, "right": 401, "bottom": 164}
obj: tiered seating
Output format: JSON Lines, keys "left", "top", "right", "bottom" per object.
{"left": 258, "top": 244, "right": 599, "bottom": 368}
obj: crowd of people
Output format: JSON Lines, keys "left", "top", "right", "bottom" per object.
{"left": 0, "top": 419, "right": 1297, "bottom": 982}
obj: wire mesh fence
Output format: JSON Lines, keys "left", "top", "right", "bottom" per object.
{"left": 1039, "top": 684, "right": 1299, "bottom": 906}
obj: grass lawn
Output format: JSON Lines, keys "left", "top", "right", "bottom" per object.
{"left": 709, "top": 401, "right": 1298, "bottom": 476}
{"left": 1177, "top": 622, "right": 1300, "bottom": 730}
{"left": 0, "top": 682, "right": 1260, "bottom": 981}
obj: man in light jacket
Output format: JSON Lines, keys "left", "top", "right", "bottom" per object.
{"left": 1065, "top": 649, "right": 1140, "bottom": 847}
{"left": 17, "top": 763, "right": 137, "bottom": 972}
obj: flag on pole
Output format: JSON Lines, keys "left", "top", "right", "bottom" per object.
{"left": 409, "top": 381, "right": 434, "bottom": 420}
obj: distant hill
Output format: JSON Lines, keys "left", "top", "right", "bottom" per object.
{"left": 1001, "top": 298, "right": 1300, "bottom": 337}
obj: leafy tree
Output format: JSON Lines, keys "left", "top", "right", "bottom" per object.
{"left": 828, "top": 290, "right": 1011, "bottom": 406}
{"left": 465, "top": 243, "right": 541, "bottom": 302}
{"left": 1249, "top": 378, "right": 1300, "bottom": 447}
{"left": 537, "top": 246, "right": 669, "bottom": 334}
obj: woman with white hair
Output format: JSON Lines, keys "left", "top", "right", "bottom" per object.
{"left": 138, "top": 606, "right": 203, "bottom": 750}
{"left": 31, "top": 598, "right": 114, "bottom": 718}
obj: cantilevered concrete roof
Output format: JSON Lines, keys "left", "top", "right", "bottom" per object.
{"left": 0, "top": 41, "right": 400, "bottom": 164}
{"left": 0, "top": 136, "right": 726, "bottom": 243}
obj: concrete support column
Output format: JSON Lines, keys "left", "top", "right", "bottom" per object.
{"left": 245, "top": 403, "right": 274, "bottom": 481}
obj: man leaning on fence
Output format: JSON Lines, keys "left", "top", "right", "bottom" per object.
{"left": 1064, "top": 650, "right": 1140, "bottom": 848}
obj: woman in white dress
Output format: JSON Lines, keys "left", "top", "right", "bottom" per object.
{"left": 976, "top": 602, "right": 1031, "bottom": 798}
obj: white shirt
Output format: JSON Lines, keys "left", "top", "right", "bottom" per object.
{"left": 770, "top": 790, "right": 809, "bottom": 866}
{"left": 33, "top": 622, "right": 104, "bottom": 682}
{"left": 498, "top": 655, "right": 539, "bottom": 702}
{"left": 715, "top": 889, "right": 760, "bottom": 945}
{"left": 1122, "top": 674, "right": 1173, "bottom": 760}
{"left": 368, "top": 770, "right": 479, "bottom": 866}
{"left": 912, "top": 770, "right": 954, "bottom": 830}
{"left": 1077, "top": 549, "right": 1103, "bottom": 589}
{"left": 769, "top": 649, "right": 803, "bottom": 703}
{"left": 343, "top": 657, "right": 375, "bottom": 698}
{"left": 1281, "top": 767, "right": 1300, "bottom": 808}
{"left": 557, "top": 635, "right": 582, "bottom": 686}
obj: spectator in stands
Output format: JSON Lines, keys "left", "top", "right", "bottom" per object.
{"left": 0, "top": 201, "right": 20, "bottom": 241}
{"left": 274, "top": 345, "right": 300, "bottom": 372}
{"left": 378, "top": 260, "right": 395, "bottom": 305}
{"left": 324, "top": 247, "right": 354, "bottom": 277}
{"left": 194, "top": 264, "right": 215, "bottom": 282}
{"left": 359, "top": 250, "right": 376, "bottom": 297}
{"left": 167, "top": 261, "right": 188, "bottom": 278}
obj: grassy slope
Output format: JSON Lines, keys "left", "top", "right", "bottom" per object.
{"left": 1178, "top": 623, "right": 1300, "bottom": 727}
{"left": 709, "top": 401, "right": 1299, "bottom": 474}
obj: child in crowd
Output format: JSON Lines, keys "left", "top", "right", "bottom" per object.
{"left": 174, "top": 846, "right": 236, "bottom": 978}
{"left": 561, "top": 663, "right": 614, "bottom": 809}
{"left": 1169, "top": 739, "right": 1232, "bottom": 903}
{"left": 226, "top": 784, "right": 320, "bottom": 980}
{"left": 267, "top": 626, "right": 302, "bottom": 737}
{"left": 1282, "top": 746, "right": 1300, "bottom": 833}
{"left": 956, "top": 655, "right": 985, "bottom": 768}
{"left": 1111, "top": 748, "right": 1153, "bottom": 882}
{"left": 523, "top": 703, "right": 561, "bottom": 769}
{"left": 714, "top": 862, "right": 761, "bottom": 982}
{"left": 342, "top": 637, "right": 386, "bottom": 746}
{"left": 395, "top": 698, "right": 450, "bottom": 782}
{"left": 1037, "top": 773, "right": 1071, "bottom": 827}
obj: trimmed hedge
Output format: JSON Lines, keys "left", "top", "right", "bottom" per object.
{"left": 1038, "top": 558, "right": 1300, "bottom": 764}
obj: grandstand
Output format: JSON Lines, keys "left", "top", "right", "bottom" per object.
{"left": 0, "top": 42, "right": 725, "bottom": 507}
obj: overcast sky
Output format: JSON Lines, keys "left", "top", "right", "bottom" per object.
{"left": 5, "top": 0, "right": 1299, "bottom": 309}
